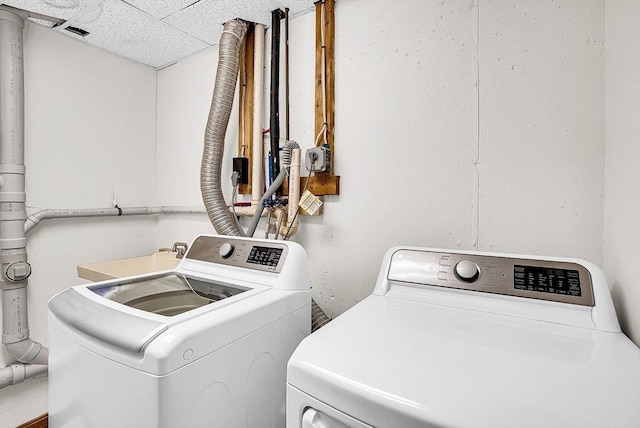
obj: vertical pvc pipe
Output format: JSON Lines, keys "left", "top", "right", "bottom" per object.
{"left": 282, "top": 148, "right": 301, "bottom": 238}
{"left": 0, "top": 7, "right": 48, "bottom": 385}
{"left": 0, "top": 6, "right": 30, "bottom": 336}
{"left": 252, "top": 24, "right": 265, "bottom": 205}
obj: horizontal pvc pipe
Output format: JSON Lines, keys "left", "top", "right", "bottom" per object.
{"left": 25, "top": 206, "right": 206, "bottom": 233}
{"left": 230, "top": 205, "right": 261, "bottom": 217}
{"left": 0, "top": 363, "right": 47, "bottom": 389}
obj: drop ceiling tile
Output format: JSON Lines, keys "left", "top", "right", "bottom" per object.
{"left": 3, "top": 0, "right": 315, "bottom": 69}
{"left": 2, "top": 0, "right": 94, "bottom": 20}
{"left": 69, "top": 0, "right": 209, "bottom": 68}
{"left": 164, "top": 0, "right": 314, "bottom": 45}
{"left": 122, "top": 0, "right": 196, "bottom": 19}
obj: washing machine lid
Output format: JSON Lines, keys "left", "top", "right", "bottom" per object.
{"left": 88, "top": 272, "right": 249, "bottom": 316}
{"left": 49, "top": 272, "right": 252, "bottom": 354}
{"left": 288, "top": 294, "right": 640, "bottom": 428}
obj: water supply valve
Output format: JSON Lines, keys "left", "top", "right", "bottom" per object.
{"left": 5, "top": 261, "right": 32, "bottom": 282}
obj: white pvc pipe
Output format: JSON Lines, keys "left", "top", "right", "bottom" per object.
{"left": 229, "top": 205, "right": 258, "bottom": 217}
{"left": 0, "top": 6, "right": 49, "bottom": 390}
{"left": 252, "top": 24, "right": 265, "bottom": 205}
{"left": 0, "top": 363, "right": 47, "bottom": 389}
{"left": 25, "top": 206, "right": 206, "bottom": 233}
{"left": 281, "top": 148, "right": 301, "bottom": 237}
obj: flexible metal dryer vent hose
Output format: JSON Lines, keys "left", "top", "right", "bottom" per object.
{"left": 201, "top": 19, "right": 248, "bottom": 236}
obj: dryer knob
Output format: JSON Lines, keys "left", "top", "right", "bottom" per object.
{"left": 454, "top": 260, "right": 480, "bottom": 283}
{"left": 219, "top": 243, "right": 235, "bottom": 259}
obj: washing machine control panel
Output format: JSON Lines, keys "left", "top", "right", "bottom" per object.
{"left": 388, "top": 250, "right": 594, "bottom": 306}
{"left": 186, "top": 236, "right": 288, "bottom": 273}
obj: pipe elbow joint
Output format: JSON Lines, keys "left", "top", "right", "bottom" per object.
{"left": 5, "top": 339, "right": 48, "bottom": 365}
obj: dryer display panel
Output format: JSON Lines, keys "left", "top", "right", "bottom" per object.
{"left": 514, "top": 265, "right": 581, "bottom": 296}
{"left": 90, "top": 274, "right": 248, "bottom": 316}
{"left": 387, "top": 250, "right": 594, "bottom": 306}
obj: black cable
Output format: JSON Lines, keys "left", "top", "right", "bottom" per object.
{"left": 270, "top": 8, "right": 285, "bottom": 185}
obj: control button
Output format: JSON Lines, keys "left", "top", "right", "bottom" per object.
{"left": 454, "top": 260, "right": 480, "bottom": 283}
{"left": 219, "top": 243, "right": 235, "bottom": 259}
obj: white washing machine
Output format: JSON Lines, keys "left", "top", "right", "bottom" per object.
{"left": 287, "top": 246, "right": 640, "bottom": 428}
{"left": 48, "top": 234, "right": 311, "bottom": 428}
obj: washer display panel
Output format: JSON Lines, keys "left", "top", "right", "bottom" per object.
{"left": 89, "top": 274, "right": 249, "bottom": 316}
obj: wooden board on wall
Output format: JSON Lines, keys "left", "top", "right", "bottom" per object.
{"left": 305, "top": 0, "right": 340, "bottom": 197}
{"left": 238, "top": 27, "right": 255, "bottom": 195}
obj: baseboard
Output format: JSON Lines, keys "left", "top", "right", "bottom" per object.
{"left": 16, "top": 413, "right": 48, "bottom": 428}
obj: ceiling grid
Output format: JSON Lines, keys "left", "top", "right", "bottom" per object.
{"left": 0, "top": 0, "right": 315, "bottom": 68}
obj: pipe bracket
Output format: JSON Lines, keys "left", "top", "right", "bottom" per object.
{"left": 2, "top": 330, "right": 30, "bottom": 344}
{"left": 0, "top": 253, "right": 27, "bottom": 264}
{"left": 0, "top": 210, "right": 27, "bottom": 221}
{"left": 0, "top": 237, "right": 28, "bottom": 249}
{"left": 0, "top": 164, "right": 26, "bottom": 174}
{"left": 0, "top": 192, "right": 26, "bottom": 202}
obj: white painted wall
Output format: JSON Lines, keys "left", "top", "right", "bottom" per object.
{"left": 157, "top": 0, "right": 606, "bottom": 318}
{"left": 0, "top": 22, "right": 157, "bottom": 426}
{"left": 478, "top": 1, "right": 605, "bottom": 260}
{"left": 604, "top": 0, "right": 640, "bottom": 345}
{"left": 2, "top": 0, "right": 637, "bottom": 426}
{"left": 155, "top": 44, "right": 223, "bottom": 243}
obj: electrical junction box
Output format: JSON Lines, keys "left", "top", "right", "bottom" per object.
{"left": 305, "top": 146, "right": 331, "bottom": 172}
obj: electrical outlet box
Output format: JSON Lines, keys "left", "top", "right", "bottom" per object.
{"left": 305, "top": 146, "right": 331, "bottom": 172}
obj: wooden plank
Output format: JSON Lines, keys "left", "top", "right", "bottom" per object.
{"left": 281, "top": 175, "right": 340, "bottom": 198}
{"left": 238, "top": 27, "right": 255, "bottom": 195}
{"left": 17, "top": 413, "right": 48, "bottom": 428}
{"left": 313, "top": 0, "right": 339, "bottom": 194}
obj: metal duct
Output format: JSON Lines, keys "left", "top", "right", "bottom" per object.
{"left": 311, "top": 301, "right": 331, "bottom": 331}
{"left": 0, "top": 6, "right": 48, "bottom": 389}
{"left": 201, "top": 19, "right": 248, "bottom": 236}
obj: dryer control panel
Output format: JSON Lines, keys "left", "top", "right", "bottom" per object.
{"left": 387, "top": 250, "right": 595, "bottom": 306}
{"left": 185, "top": 235, "right": 289, "bottom": 273}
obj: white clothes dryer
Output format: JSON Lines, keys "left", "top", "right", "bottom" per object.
{"left": 287, "top": 246, "right": 640, "bottom": 428}
{"left": 49, "top": 234, "right": 311, "bottom": 428}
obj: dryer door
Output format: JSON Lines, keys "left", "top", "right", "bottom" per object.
{"left": 302, "top": 408, "right": 372, "bottom": 428}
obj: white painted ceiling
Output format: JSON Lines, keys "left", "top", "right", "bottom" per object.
{"left": 0, "top": 0, "right": 315, "bottom": 68}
